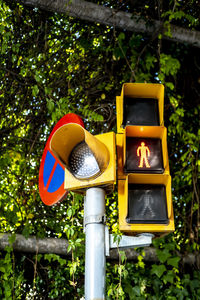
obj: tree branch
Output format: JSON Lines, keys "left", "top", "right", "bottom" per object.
{"left": 0, "top": 233, "right": 199, "bottom": 268}
{"left": 21, "top": 0, "right": 200, "bottom": 48}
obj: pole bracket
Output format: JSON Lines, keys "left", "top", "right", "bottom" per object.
{"left": 105, "top": 226, "right": 154, "bottom": 256}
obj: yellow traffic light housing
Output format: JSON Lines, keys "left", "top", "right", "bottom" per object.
{"left": 50, "top": 123, "right": 116, "bottom": 192}
{"left": 116, "top": 83, "right": 174, "bottom": 235}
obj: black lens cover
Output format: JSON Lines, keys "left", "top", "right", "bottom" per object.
{"left": 123, "top": 97, "right": 159, "bottom": 126}
{"left": 126, "top": 184, "right": 168, "bottom": 224}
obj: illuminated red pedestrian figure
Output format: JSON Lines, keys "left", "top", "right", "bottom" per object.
{"left": 137, "top": 142, "right": 151, "bottom": 168}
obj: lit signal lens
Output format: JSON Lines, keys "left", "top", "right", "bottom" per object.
{"left": 125, "top": 137, "right": 164, "bottom": 173}
{"left": 126, "top": 184, "right": 168, "bottom": 224}
{"left": 69, "top": 141, "right": 101, "bottom": 179}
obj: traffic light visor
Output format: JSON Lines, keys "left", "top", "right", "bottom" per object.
{"left": 50, "top": 123, "right": 110, "bottom": 180}
{"left": 116, "top": 83, "right": 164, "bottom": 133}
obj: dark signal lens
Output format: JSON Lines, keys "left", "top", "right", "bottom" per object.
{"left": 123, "top": 97, "right": 159, "bottom": 126}
{"left": 126, "top": 184, "right": 168, "bottom": 224}
{"left": 125, "top": 137, "right": 164, "bottom": 174}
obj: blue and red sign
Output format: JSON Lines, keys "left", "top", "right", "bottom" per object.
{"left": 39, "top": 113, "right": 84, "bottom": 206}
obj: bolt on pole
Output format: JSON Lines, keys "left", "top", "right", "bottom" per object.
{"left": 84, "top": 187, "right": 106, "bottom": 300}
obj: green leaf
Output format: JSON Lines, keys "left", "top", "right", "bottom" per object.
{"left": 165, "top": 242, "right": 176, "bottom": 251}
{"left": 46, "top": 98, "right": 55, "bottom": 112}
{"left": 67, "top": 208, "right": 72, "bottom": 218}
{"left": 118, "top": 32, "right": 125, "bottom": 42}
{"left": 32, "top": 85, "right": 39, "bottom": 96}
{"left": 132, "top": 286, "right": 141, "bottom": 297}
{"left": 163, "top": 270, "right": 175, "bottom": 284}
{"left": 156, "top": 249, "right": 171, "bottom": 263}
{"left": 119, "top": 250, "right": 126, "bottom": 264}
{"left": 22, "top": 225, "right": 31, "bottom": 238}
{"left": 151, "top": 264, "right": 166, "bottom": 278}
{"left": 124, "top": 282, "right": 135, "bottom": 299}
{"left": 0, "top": 267, "right": 6, "bottom": 273}
{"left": 167, "top": 256, "right": 180, "bottom": 268}
{"left": 67, "top": 245, "right": 72, "bottom": 253}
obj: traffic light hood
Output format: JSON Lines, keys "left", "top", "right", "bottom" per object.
{"left": 50, "top": 123, "right": 110, "bottom": 178}
{"left": 116, "top": 83, "right": 164, "bottom": 133}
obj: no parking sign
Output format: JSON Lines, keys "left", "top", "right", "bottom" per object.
{"left": 39, "top": 113, "right": 84, "bottom": 205}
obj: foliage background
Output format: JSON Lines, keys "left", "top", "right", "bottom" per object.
{"left": 0, "top": 0, "right": 200, "bottom": 298}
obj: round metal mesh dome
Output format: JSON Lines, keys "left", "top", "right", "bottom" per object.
{"left": 68, "top": 141, "right": 101, "bottom": 179}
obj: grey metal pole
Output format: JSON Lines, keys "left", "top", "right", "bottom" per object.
{"left": 84, "top": 187, "right": 106, "bottom": 300}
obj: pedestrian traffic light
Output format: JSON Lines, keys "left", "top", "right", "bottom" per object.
{"left": 116, "top": 83, "right": 174, "bottom": 234}
{"left": 50, "top": 123, "right": 116, "bottom": 192}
